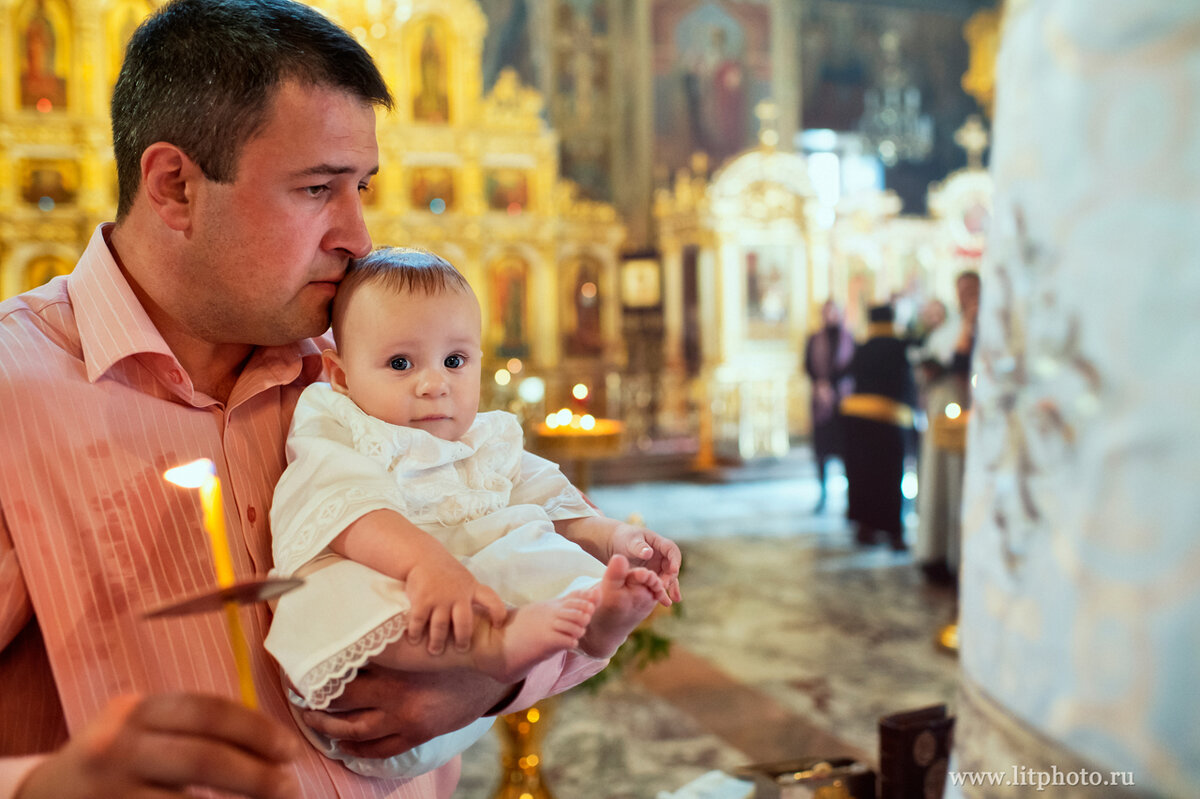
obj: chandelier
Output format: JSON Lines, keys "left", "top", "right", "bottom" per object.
{"left": 858, "top": 31, "right": 934, "bottom": 167}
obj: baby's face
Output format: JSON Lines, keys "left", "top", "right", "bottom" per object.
{"left": 334, "top": 281, "right": 482, "bottom": 441}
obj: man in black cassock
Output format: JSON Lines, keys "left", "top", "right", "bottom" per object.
{"left": 840, "top": 304, "right": 918, "bottom": 550}
{"left": 803, "top": 300, "right": 856, "bottom": 513}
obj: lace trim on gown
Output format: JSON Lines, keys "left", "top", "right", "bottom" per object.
{"left": 297, "top": 612, "right": 410, "bottom": 710}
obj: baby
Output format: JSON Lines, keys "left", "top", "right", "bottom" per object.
{"left": 266, "top": 247, "right": 682, "bottom": 777}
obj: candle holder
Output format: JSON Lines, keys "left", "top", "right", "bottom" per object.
{"left": 493, "top": 700, "right": 558, "bottom": 799}
{"left": 143, "top": 577, "right": 303, "bottom": 619}
{"left": 533, "top": 411, "right": 624, "bottom": 493}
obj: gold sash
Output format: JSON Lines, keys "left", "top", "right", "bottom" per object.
{"left": 840, "top": 393, "right": 914, "bottom": 428}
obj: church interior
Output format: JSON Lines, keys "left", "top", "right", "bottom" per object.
{"left": 3, "top": 0, "right": 1197, "bottom": 796}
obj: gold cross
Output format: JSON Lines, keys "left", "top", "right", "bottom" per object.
{"left": 955, "top": 114, "right": 990, "bottom": 170}
{"left": 755, "top": 99, "right": 780, "bottom": 149}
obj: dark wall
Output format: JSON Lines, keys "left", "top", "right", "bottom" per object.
{"left": 801, "top": 0, "right": 997, "bottom": 213}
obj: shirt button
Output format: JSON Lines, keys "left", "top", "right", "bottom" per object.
{"left": 169, "top": 370, "right": 183, "bottom": 384}
{"left": 247, "top": 506, "right": 257, "bottom": 523}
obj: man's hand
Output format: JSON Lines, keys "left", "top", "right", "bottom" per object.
{"left": 610, "top": 523, "right": 683, "bottom": 605}
{"left": 403, "top": 548, "right": 508, "bottom": 654}
{"left": 299, "top": 666, "right": 514, "bottom": 759}
{"left": 17, "top": 693, "right": 300, "bottom": 799}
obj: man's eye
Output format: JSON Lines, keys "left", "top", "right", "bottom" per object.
{"left": 389, "top": 357, "right": 410, "bottom": 371}
{"left": 305, "top": 185, "right": 330, "bottom": 198}
{"left": 444, "top": 354, "right": 465, "bottom": 369}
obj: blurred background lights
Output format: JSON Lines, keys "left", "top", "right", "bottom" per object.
{"left": 506, "top": 358, "right": 523, "bottom": 374}
{"left": 517, "top": 376, "right": 545, "bottom": 403}
{"left": 945, "top": 402, "right": 962, "bottom": 419}
{"left": 493, "top": 369, "right": 511, "bottom": 386}
{"left": 571, "top": 383, "right": 589, "bottom": 401}
{"left": 429, "top": 197, "right": 446, "bottom": 214}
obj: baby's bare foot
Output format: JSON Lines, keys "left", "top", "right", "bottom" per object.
{"left": 473, "top": 592, "right": 595, "bottom": 683}
{"left": 578, "top": 555, "right": 664, "bottom": 659}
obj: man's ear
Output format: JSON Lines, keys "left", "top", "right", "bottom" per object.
{"left": 323, "top": 349, "right": 351, "bottom": 395}
{"left": 140, "top": 142, "right": 203, "bottom": 232}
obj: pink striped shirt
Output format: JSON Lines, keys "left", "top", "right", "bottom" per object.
{"left": 0, "top": 225, "right": 604, "bottom": 797}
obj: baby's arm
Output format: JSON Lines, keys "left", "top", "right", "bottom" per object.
{"left": 553, "top": 516, "right": 683, "bottom": 605}
{"left": 331, "top": 509, "right": 508, "bottom": 653}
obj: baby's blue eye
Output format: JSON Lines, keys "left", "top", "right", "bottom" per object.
{"left": 390, "top": 357, "right": 410, "bottom": 371}
{"left": 445, "top": 354, "right": 465, "bottom": 368}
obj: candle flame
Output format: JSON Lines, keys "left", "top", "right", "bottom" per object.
{"left": 164, "top": 458, "right": 217, "bottom": 488}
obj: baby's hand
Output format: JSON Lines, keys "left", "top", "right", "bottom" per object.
{"left": 610, "top": 523, "right": 682, "bottom": 605}
{"left": 404, "top": 551, "right": 508, "bottom": 654}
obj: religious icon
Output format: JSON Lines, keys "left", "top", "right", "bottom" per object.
{"left": 744, "top": 245, "right": 790, "bottom": 339}
{"left": 479, "top": 0, "right": 537, "bottom": 92}
{"left": 19, "top": 158, "right": 78, "bottom": 207}
{"left": 485, "top": 168, "right": 530, "bottom": 212}
{"left": 23, "top": 254, "right": 72, "bottom": 292}
{"left": 652, "top": 0, "right": 771, "bottom": 174}
{"left": 19, "top": 0, "right": 69, "bottom": 110}
{"left": 412, "top": 20, "right": 450, "bottom": 123}
{"left": 409, "top": 167, "right": 455, "bottom": 212}
{"left": 561, "top": 140, "right": 611, "bottom": 202}
{"left": 490, "top": 255, "right": 529, "bottom": 359}
{"left": 107, "top": 1, "right": 152, "bottom": 90}
{"left": 564, "top": 258, "right": 604, "bottom": 357}
{"left": 686, "top": 25, "right": 747, "bottom": 165}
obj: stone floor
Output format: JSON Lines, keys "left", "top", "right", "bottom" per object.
{"left": 455, "top": 453, "right": 960, "bottom": 798}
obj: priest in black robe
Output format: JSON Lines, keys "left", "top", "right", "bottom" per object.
{"left": 840, "top": 304, "right": 918, "bottom": 550}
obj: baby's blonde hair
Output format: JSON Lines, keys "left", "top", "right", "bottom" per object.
{"left": 331, "top": 247, "right": 473, "bottom": 348}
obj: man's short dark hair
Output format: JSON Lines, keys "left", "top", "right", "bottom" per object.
{"left": 111, "top": 0, "right": 393, "bottom": 219}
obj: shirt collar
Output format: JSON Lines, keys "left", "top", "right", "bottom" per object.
{"left": 69, "top": 224, "right": 176, "bottom": 384}
{"left": 68, "top": 223, "right": 324, "bottom": 392}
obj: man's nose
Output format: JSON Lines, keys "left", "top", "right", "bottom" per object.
{"left": 326, "top": 187, "right": 372, "bottom": 258}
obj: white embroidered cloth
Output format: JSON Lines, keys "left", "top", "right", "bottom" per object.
{"left": 265, "top": 384, "right": 604, "bottom": 777}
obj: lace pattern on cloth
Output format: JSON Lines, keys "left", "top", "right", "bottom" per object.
{"left": 296, "top": 611, "right": 410, "bottom": 711}
{"left": 321, "top": 388, "right": 528, "bottom": 529}
{"left": 274, "top": 485, "right": 388, "bottom": 576}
